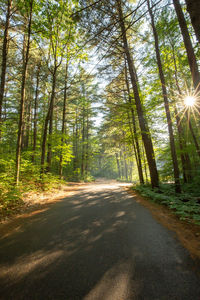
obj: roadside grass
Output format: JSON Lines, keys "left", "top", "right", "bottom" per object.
{"left": 133, "top": 183, "right": 200, "bottom": 225}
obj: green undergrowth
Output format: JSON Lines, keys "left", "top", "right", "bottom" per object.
{"left": 133, "top": 183, "right": 200, "bottom": 225}
{"left": 0, "top": 157, "right": 94, "bottom": 219}
{"left": 0, "top": 161, "right": 66, "bottom": 219}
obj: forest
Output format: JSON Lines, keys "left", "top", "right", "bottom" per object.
{"left": 0, "top": 0, "right": 200, "bottom": 223}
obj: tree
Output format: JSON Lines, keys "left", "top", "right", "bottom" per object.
{"left": 173, "top": 0, "right": 200, "bottom": 97}
{"left": 16, "top": 0, "right": 33, "bottom": 184}
{"left": 0, "top": 0, "right": 12, "bottom": 137}
{"left": 147, "top": 0, "right": 181, "bottom": 192}
{"left": 185, "top": 0, "right": 200, "bottom": 44}
{"left": 116, "top": 0, "right": 159, "bottom": 188}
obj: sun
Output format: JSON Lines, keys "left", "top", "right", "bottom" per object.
{"left": 184, "top": 95, "right": 196, "bottom": 107}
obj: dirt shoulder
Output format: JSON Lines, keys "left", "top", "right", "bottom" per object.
{"left": 126, "top": 187, "right": 200, "bottom": 264}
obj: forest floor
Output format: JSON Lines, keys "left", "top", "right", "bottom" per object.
{"left": 1, "top": 180, "right": 200, "bottom": 262}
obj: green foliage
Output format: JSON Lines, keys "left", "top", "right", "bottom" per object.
{"left": 0, "top": 158, "right": 23, "bottom": 217}
{"left": 134, "top": 184, "right": 200, "bottom": 225}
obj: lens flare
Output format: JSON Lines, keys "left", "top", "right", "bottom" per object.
{"left": 184, "top": 96, "right": 196, "bottom": 107}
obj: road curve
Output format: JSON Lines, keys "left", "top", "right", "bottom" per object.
{"left": 0, "top": 180, "right": 200, "bottom": 300}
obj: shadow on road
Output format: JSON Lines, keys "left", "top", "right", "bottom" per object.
{"left": 0, "top": 183, "right": 199, "bottom": 299}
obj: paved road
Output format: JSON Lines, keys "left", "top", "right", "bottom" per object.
{"left": 0, "top": 181, "right": 200, "bottom": 300}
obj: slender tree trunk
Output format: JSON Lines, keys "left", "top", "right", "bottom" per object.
{"left": 169, "top": 50, "right": 192, "bottom": 181}
{"left": 0, "top": 0, "right": 12, "bottom": 138}
{"left": 47, "top": 68, "right": 57, "bottom": 172}
{"left": 115, "top": 152, "right": 121, "bottom": 178}
{"left": 173, "top": 0, "right": 200, "bottom": 94}
{"left": 46, "top": 108, "right": 53, "bottom": 172}
{"left": 185, "top": 0, "right": 200, "bottom": 44}
{"left": 81, "top": 104, "right": 85, "bottom": 179}
{"left": 85, "top": 107, "right": 89, "bottom": 177}
{"left": 125, "top": 62, "right": 144, "bottom": 184}
{"left": 142, "top": 143, "right": 148, "bottom": 183}
{"left": 123, "top": 150, "right": 128, "bottom": 181}
{"left": 15, "top": 1, "right": 33, "bottom": 184}
{"left": 73, "top": 107, "right": 78, "bottom": 174}
{"left": 117, "top": 0, "right": 159, "bottom": 188}
{"left": 174, "top": 104, "right": 192, "bottom": 182}
{"left": 59, "top": 62, "right": 68, "bottom": 178}
{"left": 32, "top": 64, "right": 40, "bottom": 162}
{"left": 172, "top": 48, "right": 200, "bottom": 164}
{"left": 120, "top": 150, "right": 124, "bottom": 179}
{"left": 41, "top": 66, "right": 57, "bottom": 174}
{"left": 127, "top": 110, "right": 141, "bottom": 181}
{"left": 147, "top": 0, "right": 181, "bottom": 193}
{"left": 24, "top": 99, "right": 31, "bottom": 149}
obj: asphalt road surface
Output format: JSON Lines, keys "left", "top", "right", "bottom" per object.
{"left": 0, "top": 180, "right": 200, "bottom": 300}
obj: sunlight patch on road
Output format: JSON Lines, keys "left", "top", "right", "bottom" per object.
{"left": 116, "top": 211, "right": 126, "bottom": 217}
{"left": 83, "top": 260, "right": 140, "bottom": 300}
{"left": 0, "top": 250, "right": 63, "bottom": 283}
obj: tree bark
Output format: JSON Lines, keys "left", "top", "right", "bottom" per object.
{"left": 115, "top": 152, "right": 121, "bottom": 178}
{"left": 147, "top": 0, "right": 181, "bottom": 193}
{"left": 125, "top": 62, "right": 144, "bottom": 184}
{"left": 32, "top": 64, "right": 40, "bottom": 162}
{"left": 81, "top": 102, "right": 85, "bottom": 179}
{"left": 15, "top": 1, "right": 33, "bottom": 184}
{"left": 73, "top": 106, "right": 79, "bottom": 175}
{"left": 0, "top": 0, "right": 12, "bottom": 138}
{"left": 117, "top": 0, "right": 159, "bottom": 188}
{"left": 173, "top": 0, "right": 200, "bottom": 95}
{"left": 41, "top": 66, "right": 57, "bottom": 174}
{"left": 185, "top": 0, "right": 200, "bottom": 44}
{"left": 59, "top": 62, "right": 68, "bottom": 178}
{"left": 85, "top": 106, "right": 89, "bottom": 177}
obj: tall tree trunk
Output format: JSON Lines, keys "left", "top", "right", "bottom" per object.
{"left": 142, "top": 143, "right": 149, "bottom": 184}
{"left": 0, "top": 0, "right": 12, "bottom": 138}
{"left": 32, "top": 64, "right": 40, "bottom": 162}
{"left": 81, "top": 104, "right": 85, "bottom": 179}
{"left": 59, "top": 62, "right": 68, "bottom": 178}
{"left": 185, "top": 0, "right": 200, "bottom": 44}
{"left": 173, "top": 0, "right": 200, "bottom": 95}
{"left": 174, "top": 104, "right": 192, "bottom": 182}
{"left": 147, "top": 0, "right": 181, "bottom": 193}
{"left": 115, "top": 152, "right": 121, "bottom": 178}
{"left": 125, "top": 62, "right": 144, "bottom": 184}
{"left": 23, "top": 99, "right": 32, "bottom": 149}
{"left": 85, "top": 106, "right": 89, "bottom": 177}
{"left": 172, "top": 47, "right": 200, "bottom": 164}
{"left": 41, "top": 66, "right": 57, "bottom": 174}
{"left": 127, "top": 110, "right": 141, "bottom": 181}
{"left": 117, "top": 0, "right": 159, "bottom": 188}
{"left": 169, "top": 50, "right": 192, "bottom": 181}
{"left": 120, "top": 150, "right": 125, "bottom": 179}
{"left": 73, "top": 107, "right": 79, "bottom": 174}
{"left": 15, "top": 1, "right": 33, "bottom": 184}
{"left": 123, "top": 150, "right": 128, "bottom": 181}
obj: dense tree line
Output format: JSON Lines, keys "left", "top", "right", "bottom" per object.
{"left": 79, "top": 0, "right": 200, "bottom": 192}
{"left": 0, "top": 0, "right": 101, "bottom": 208}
